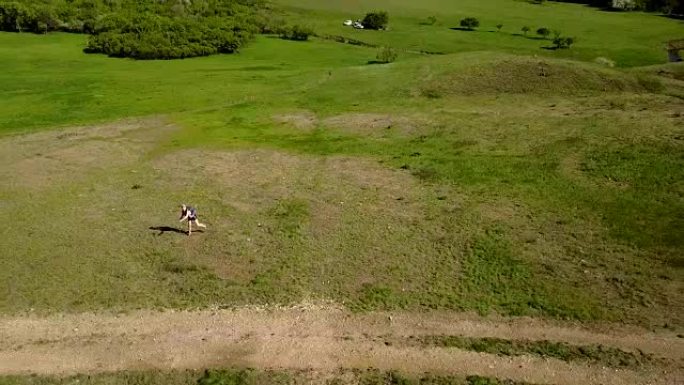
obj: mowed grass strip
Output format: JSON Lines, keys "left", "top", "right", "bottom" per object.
{"left": 407, "top": 335, "right": 661, "bottom": 369}
{"left": 0, "top": 369, "right": 539, "bottom": 385}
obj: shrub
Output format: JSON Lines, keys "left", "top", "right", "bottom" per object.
{"left": 85, "top": 14, "right": 256, "bottom": 59}
{"left": 362, "top": 10, "right": 388, "bottom": 30}
{"left": 564, "top": 36, "right": 575, "bottom": 47}
{"left": 258, "top": 14, "right": 287, "bottom": 34}
{"left": 376, "top": 46, "right": 397, "bottom": 63}
{"left": 0, "top": 1, "right": 62, "bottom": 33}
{"left": 536, "top": 27, "right": 550, "bottom": 38}
{"left": 466, "top": 375, "right": 501, "bottom": 385}
{"left": 1, "top": 0, "right": 266, "bottom": 59}
{"left": 552, "top": 35, "right": 575, "bottom": 49}
{"left": 521, "top": 26, "right": 531, "bottom": 36}
{"left": 460, "top": 17, "right": 479, "bottom": 30}
{"left": 496, "top": 23, "right": 503, "bottom": 32}
{"left": 279, "top": 24, "right": 313, "bottom": 41}
{"left": 198, "top": 369, "right": 249, "bottom": 385}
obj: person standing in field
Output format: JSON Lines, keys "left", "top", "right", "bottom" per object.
{"left": 179, "top": 204, "right": 207, "bottom": 235}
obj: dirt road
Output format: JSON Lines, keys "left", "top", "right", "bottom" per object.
{"left": 0, "top": 305, "right": 682, "bottom": 384}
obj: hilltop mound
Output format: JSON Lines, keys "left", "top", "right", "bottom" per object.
{"left": 419, "top": 54, "right": 662, "bottom": 97}
{"left": 633, "top": 62, "right": 684, "bottom": 81}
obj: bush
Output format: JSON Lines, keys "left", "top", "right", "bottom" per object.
{"left": 0, "top": 1, "right": 61, "bottom": 33}
{"left": 460, "top": 17, "right": 479, "bottom": 30}
{"left": 466, "top": 376, "right": 502, "bottom": 385}
{"left": 85, "top": 14, "right": 256, "bottom": 59}
{"left": 1, "top": 0, "right": 266, "bottom": 59}
{"left": 376, "top": 46, "right": 397, "bottom": 63}
{"left": 198, "top": 369, "right": 249, "bottom": 385}
{"left": 279, "top": 24, "right": 313, "bottom": 41}
{"left": 536, "top": 27, "right": 551, "bottom": 38}
{"left": 362, "top": 10, "right": 388, "bottom": 30}
{"left": 258, "top": 14, "right": 287, "bottom": 34}
{"left": 553, "top": 35, "right": 575, "bottom": 49}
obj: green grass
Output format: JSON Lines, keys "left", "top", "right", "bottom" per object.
{"left": 0, "top": 0, "right": 683, "bottom": 329}
{"left": 0, "top": 33, "right": 382, "bottom": 134}
{"left": 0, "top": 369, "right": 283, "bottom": 385}
{"left": 410, "top": 335, "right": 660, "bottom": 369}
{"left": 273, "top": 0, "right": 683, "bottom": 67}
{"left": 0, "top": 369, "right": 537, "bottom": 385}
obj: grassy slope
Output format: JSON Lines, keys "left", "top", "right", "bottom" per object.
{"left": 0, "top": 33, "right": 379, "bottom": 134}
{"left": 273, "top": 0, "right": 683, "bottom": 67}
{"left": 0, "top": 1, "right": 682, "bottom": 328}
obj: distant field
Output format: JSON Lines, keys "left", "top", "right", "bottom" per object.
{"left": 0, "top": 33, "right": 382, "bottom": 134}
{"left": 0, "top": 0, "right": 683, "bottom": 331}
{"left": 273, "top": 0, "right": 683, "bottom": 67}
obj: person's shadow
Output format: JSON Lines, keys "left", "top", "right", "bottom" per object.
{"left": 149, "top": 226, "right": 203, "bottom": 236}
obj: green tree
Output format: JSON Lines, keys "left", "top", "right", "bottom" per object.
{"left": 496, "top": 23, "right": 503, "bottom": 32}
{"left": 521, "top": 25, "right": 531, "bottom": 36}
{"left": 553, "top": 36, "right": 575, "bottom": 49}
{"left": 536, "top": 27, "right": 550, "bottom": 38}
{"left": 1, "top": 0, "right": 266, "bottom": 59}
{"left": 460, "top": 17, "right": 479, "bottom": 30}
{"left": 362, "top": 10, "right": 388, "bottom": 30}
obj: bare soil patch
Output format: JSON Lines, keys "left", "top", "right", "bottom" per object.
{"left": 0, "top": 308, "right": 681, "bottom": 384}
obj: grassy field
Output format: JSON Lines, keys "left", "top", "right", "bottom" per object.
{"left": 0, "top": 0, "right": 683, "bottom": 331}
{"left": 273, "top": 0, "right": 683, "bottom": 67}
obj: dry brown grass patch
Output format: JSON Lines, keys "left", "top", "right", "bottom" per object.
{"left": 322, "top": 113, "right": 432, "bottom": 137}
{"left": 0, "top": 117, "right": 175, "bottom": 190}
{"left": 153, "top": 149, "right": 427, "bottom": 281}
{"left": 155, "top": 149, "right": 420, "bottom": 216}
{"left": 272, "top": 110, "right": 318, "bottom": 131}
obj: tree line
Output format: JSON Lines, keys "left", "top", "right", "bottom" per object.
{"left": 0, "top": 0, "right": 269, "bottom": 59}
